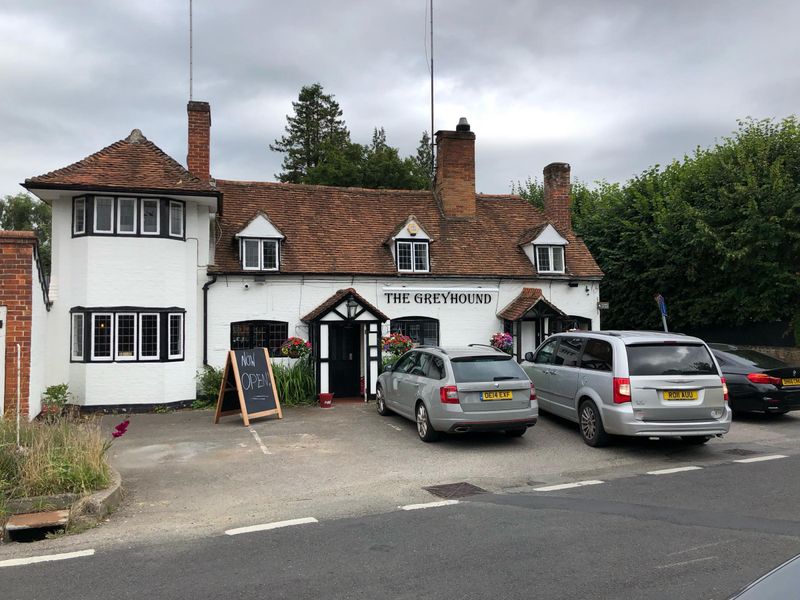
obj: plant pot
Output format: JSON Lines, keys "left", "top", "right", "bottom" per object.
{"left": 319, "top": 393, "right": 334, "bottom": 409}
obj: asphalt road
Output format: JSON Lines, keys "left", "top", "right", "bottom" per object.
{"left": 4, "top": 454, "right": 800, "bottom": 600}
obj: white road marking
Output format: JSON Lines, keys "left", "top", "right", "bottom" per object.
{"left": 657, "top": 556, "right": 717, "bottom": 569}
{"left": 400, "top": 500, "right": 460, "bottom": 511}
{"left": 248, "top": 427, "right": 271, "bottom": 455}
{"left": 733, "top": 454, "right": 788, "bottom": 464}
{"left": 386, "top": 423, "right": 402, "bottom": 431}
{"left": 667, "top": 540, "right": 733, "bottom": 557}
{"left": 532, "top": 480, "right": 604, "bottom": 492}
{"left": 647, "top": 466, "right": 703, "bottom": 475}
{"left": 225, "top": 517, "right": 318, "bottom": 536}
{"left": 0, "top": 549, "right": 95, "bottom": 568}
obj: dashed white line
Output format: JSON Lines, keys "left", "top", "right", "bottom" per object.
{"left": 733, "top": 454, "right": 788, "bottom": 464}
{"left": 386, "top": 423, "right": 403, "bottom": 431}
{"left": 532, "top": 480, "right": 604, "bottom": 492}
{"left": 647, "top": 466, "right": 703, "bottom": 475}
{"left": 400, "top": 500, "right": 460, "bottom": 511}
{"left": 657, "top": 556, "right": 717, "bottom": 569}
{"left": 0, "top": 549, "right": 95, "bottom": 568}
{"left": 248, "top": 427, "right": 271, "bottom": 455}
{"left": 225, "top": 517, "right": 318, "bottom": 536}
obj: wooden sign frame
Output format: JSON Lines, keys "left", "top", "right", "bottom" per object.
{"left": 214, "top": 347, "right": 283, "bottom": 426}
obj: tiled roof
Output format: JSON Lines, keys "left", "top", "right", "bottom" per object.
{"left": 301, "top": 288, "right": 389, "bottom": 322}
{"left": 24, "top": 130, "right": 218, "bottom": 195}
{"left": 497, "top": 287, "right": 567, "bottom": 320}
{"left": 212, "top": 181, "right": 603, "bottom": 279}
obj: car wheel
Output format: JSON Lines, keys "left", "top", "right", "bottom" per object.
{"left": 681, "top": 435, "right": 711, "bottom": 445}
{"left": 579, "top": 400, "right": 609, "bottom": 447}
{"left": 376, "top": 386, "right": 390, "bottom": 416}
{"left": 415, "top": 402, "right": 440, "bottom": 443}
{"left": 766, "top": 409, "right": 789, "bottom": 417}
{"left": 504, "top": 428, "right": 526, "bottom": 438}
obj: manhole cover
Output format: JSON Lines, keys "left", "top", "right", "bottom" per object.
{"left": 423, "top": 482, "right": 487, "bottom": 499}
{"left": 724, "top": 448, "right": 760, "bottom": 456}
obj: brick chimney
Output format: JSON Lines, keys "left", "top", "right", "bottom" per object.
{"left": 543, "top": 162, "right": 572, "bottom": 232}
{"left": 435, "top": 118, "right": 476, "bottom": 218}
{"left": 187, "top": 101, "right": 211, "bottom": 181}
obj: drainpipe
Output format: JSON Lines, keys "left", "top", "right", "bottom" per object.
{"left": 202, "top": 275, "right": 218, "bottom": 365}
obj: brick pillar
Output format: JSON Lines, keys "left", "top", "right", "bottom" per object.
{"left": 187, "top": 100, "right": 211, "bottom": 181}
{"left": 435, "top": 118, "right": 476, "bottom": 218}
{"left": 543, "top": 162, "right": 572, "bottom": 232}
{"left": 0, "top": 231, "right": 35, "bottom": 418}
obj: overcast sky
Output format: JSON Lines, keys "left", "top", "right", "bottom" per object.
{"left": 2, "top": 0, "right": 798, "bottom": 197}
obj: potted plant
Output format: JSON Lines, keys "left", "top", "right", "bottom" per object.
{"left": 280, "top": 336, "right": 312, "bottom": 359}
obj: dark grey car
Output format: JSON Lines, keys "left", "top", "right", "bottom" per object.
{"left": 376, "top": 346, "right": 538, "bottom": 442}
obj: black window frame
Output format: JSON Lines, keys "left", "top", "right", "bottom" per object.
{"left": 390, "top": 317, "right": 440, "bottom": 346}
{"left": 229, "top": 320, "right": 288, "bottom": 355}
{"left": 71, "top": 195, "right": 185, "bottom": 241}
{"left": 69, "top": 306, "right": 186, "bottom": 363}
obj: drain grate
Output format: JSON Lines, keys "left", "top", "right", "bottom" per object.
{"left": 423, "top": 482, "right": 487, "bottom": 499}
{"left": 724, "top": 448, "right": 761, "bottom": 456}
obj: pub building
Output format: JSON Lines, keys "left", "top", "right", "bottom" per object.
{"left": 19, "top": 102, "right": 603, "bottom": 411}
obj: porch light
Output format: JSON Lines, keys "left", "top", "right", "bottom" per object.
{"left": 346, "top": 298, "right": 358, "bottom": 319}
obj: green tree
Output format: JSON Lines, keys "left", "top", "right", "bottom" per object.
{"left": 269, "top": 83, "right": 351, "bottom": 183}
{"left": 511, "top": 176, "right": 544, "bottom": 207}
{"left": 410, "top": 131, "right": 434, "bottom": 189}
{"left": 0, "top": 192, "right": 51, "bottom": 275}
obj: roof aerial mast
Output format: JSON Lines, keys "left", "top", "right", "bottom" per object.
{"left": 189, "top": 0, "right": 193, "bottom": 100}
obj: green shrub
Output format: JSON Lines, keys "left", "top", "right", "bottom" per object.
{"left": 42, "top": 383, "right": 71, "bottom": 408}
{"left": 273, "top": 357, "right": 316, "bottom": 406}
{"left": 195, "top": 365, "right": 224, "bottom": 408}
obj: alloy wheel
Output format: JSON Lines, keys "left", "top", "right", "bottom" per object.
{"left": 377, "top": 389, "right": 385, "bottom": 412}
{"left": 580, "top": 405, "right": 597, "bottom": 441}
{"left": 417, "top": 405, "right": 428, "bottom": 438}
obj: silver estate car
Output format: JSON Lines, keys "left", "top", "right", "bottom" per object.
{"left": 523, "top": 331, "right": 731, "bottom": 447}
{"left": 376, "top": 346, "right": 538, "bottom": 442}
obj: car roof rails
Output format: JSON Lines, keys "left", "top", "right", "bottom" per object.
{"left": 467, "top": 343, "right": 505, "bottom": 352}
{"left": 416, "top": 345, "right": 447, "bottom": 354}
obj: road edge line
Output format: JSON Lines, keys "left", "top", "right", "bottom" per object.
{"left": 225, "top": 517, "right": 318, "bottom": 536}
{"left": 400, "top": 500, "right": 460, "bottom": 511}
{"left": 0, "top": 549, "right": 95, "bottom": 568}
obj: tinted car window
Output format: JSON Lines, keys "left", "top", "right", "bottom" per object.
{"left": 581, "top": 339, "right": 613, "bottom": 372}
{"left": 535, "top": 339, "right": 558, "bottom": 364}
{"left": 393, "top": 352, "right": 419, "bottom": 374}
{"left": 451, "top": 356, "right": 528, "bottom": 383}
{"left": 554, "top": 337, "right": 583, "bottom": 367}
{"left": 424, "top": 354, "right": 446, "bottom": 380}
{"left": 626, "top": 344, "right": 718, "bottom": 376}
{"left": 710, "top": 345, "right": 786, "bottom": 369}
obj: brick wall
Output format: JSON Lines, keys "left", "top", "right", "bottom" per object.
{"left": 187, "top": 100, "right": 211, "bottom": 181}
{"left": 741, "top": 345, "right": 800, "bottom": 364}
{"left": 0, "top": 231, "right": 36, "bottom": 418}
{"left": 435, "top": 128, "right": 476, "bottom": 218}
{"left": 543, "top": 162, "right": 572, "bottom": 232}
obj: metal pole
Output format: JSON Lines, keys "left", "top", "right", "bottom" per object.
{"left": 189, "top": 0, "right": 193, "bottom": 101}
{"left": 16, "top": 343, "right": 21, "bottom": 449}
{"left": 429, "top": 0, "right": 434, "bottom": 181}
{"left": 661, "top": 313, "right": 668, "bottom": 333}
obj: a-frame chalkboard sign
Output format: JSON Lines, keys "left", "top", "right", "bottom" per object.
{"left": 214, "top": 348, "right": 283, "bottom": 426}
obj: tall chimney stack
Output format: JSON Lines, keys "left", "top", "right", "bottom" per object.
{"left": 187, "top": 101, "right": 211, "bottom": 181}
{"left": 434, "top": 118, "right": 476, "bottom": 218}
{"left": 543, "top": 162, "right": 572, "bottom": 232}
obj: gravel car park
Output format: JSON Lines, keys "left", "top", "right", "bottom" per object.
{"left": 523, "top": 331, "right": 731, "bottom": 446}
{"left": 376, "top": 346, "right": 538, "bottom": 442}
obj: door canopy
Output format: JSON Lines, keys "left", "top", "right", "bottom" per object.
{"left": 302, "top": 288, "right": 389, "bottom": 323}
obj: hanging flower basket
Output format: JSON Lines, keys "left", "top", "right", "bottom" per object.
{"left": 280, "top": 337, "right": 312, "bottom": 359}
{"left": 382, "top": 332, "right": 414, "bottom": 356}
{"left": 490, "top": 332, "right": 514, "bottom": 354}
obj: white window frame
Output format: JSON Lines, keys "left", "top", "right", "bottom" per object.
{"left": 169, "top": 200, "right": 184, "bottom": 238}
{"left": 117, "top": 197, "right": 137, "bottom": 235}
{"left": 536, "top": 245, "right": 566, "bottom": 274}
{"left": 139, "top": 313, "right": 160, "bottom": 361}
{"left": 240, "top": 238, "right": 279, "bottom": 271}
{"left": 90, "top": 313, "right": 114, "bottom": 361}
{"left": 168, "top": 313, "right": 184, "bottom": 360}
{"left": 73, "top": 198, "right": 86, "bottom": 235}
{"left": 141, "top": 199, "right": 160, "bottom": 235}
{"left": 261, "top": 239, "right": 279, "bottom": 271}
{"left": 241, "top": 239, "right": 261, "bottom": 270}
{"left": 71, "top": 313, "right": 84, "bottom": 360}
{"left": 114, "top": 313, "right": 138, "bottom": 361}
{"left": 397, "top": 240, "right": 429, "bottom": 273}
{"left": 93, "top": 196, "right": 115, "bottom": 234}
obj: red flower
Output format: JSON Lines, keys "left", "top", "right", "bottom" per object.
{"left": 112, "top": 419, "right": 130, "bottom": 439}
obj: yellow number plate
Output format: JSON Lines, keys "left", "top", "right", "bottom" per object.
{"left": 663, "top": 390, "right": 699, "bottom": 401}
{"left": 482, "top": 391, "right": 513, "bottom": 401}
{"left": 782, "top": 378, "right": 800, "bottom": 387}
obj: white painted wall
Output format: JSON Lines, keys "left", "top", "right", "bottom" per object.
{"left": 28, "top": 254, "right": 47, "bottom": 419}
{"left": 46, "top": 194, "right": 211, "bottom": 406}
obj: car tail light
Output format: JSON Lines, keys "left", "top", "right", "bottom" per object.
{"left": 530, "top": 381, "right": 537, "bottom": 404}
{"left": 746, "top": 373, "right": 781, "bottom": 386}
{"left": 439, "top": 385, "right": 460, "bottom": 404}
{"left": 613, "top": 377, "right": 631, "bottom": 404}
{"left": 721, "top": 377, "right": 729, "bottom": 402}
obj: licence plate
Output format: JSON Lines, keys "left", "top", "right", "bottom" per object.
{"left": 783, "top": 378, "right": 800, "bottom": 387}
{"left": 663, "top": 390, "right": 698, "bottom": 401}
{"left": 482, "top": 391, "right": 513, "bottom": 401}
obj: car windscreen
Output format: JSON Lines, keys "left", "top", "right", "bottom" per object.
{"left": 626, "top": 343, "right": 718, "bottom": 376}
{"left": 711, "top": 346, "right": 786, "bottom": 369}
{"left": 451, "top": 356, "right": 528, "bottom": 383}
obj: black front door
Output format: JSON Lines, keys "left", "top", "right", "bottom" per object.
{"left": 329, "top": 323, "right": 360, "bottom": 396}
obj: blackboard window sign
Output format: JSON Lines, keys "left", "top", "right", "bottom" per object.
{"left": 214, "top": 347, "right": 283, "bottom": 426}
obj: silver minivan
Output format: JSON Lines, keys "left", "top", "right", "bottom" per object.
{"left": 523, "top": 331, "right": 731, "bottom": 446}
{"left": 376, "top": 346, "right": 538, "bottom": 442}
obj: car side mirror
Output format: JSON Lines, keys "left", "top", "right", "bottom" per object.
{"left": 383, "top": 364, "right": 394, "bottom": 373}
{"left": 524, "top": 352, "right": 535, "bottom": 362}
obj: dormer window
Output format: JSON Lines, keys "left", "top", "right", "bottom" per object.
{"left": 397, "top": 241, "right": 429, "bottom": 272}
{"left": 240, "top": 238, "right": 279, "bottom": 271}
{"left": 536, "top": 246, "right": 565, "bottom": 273}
